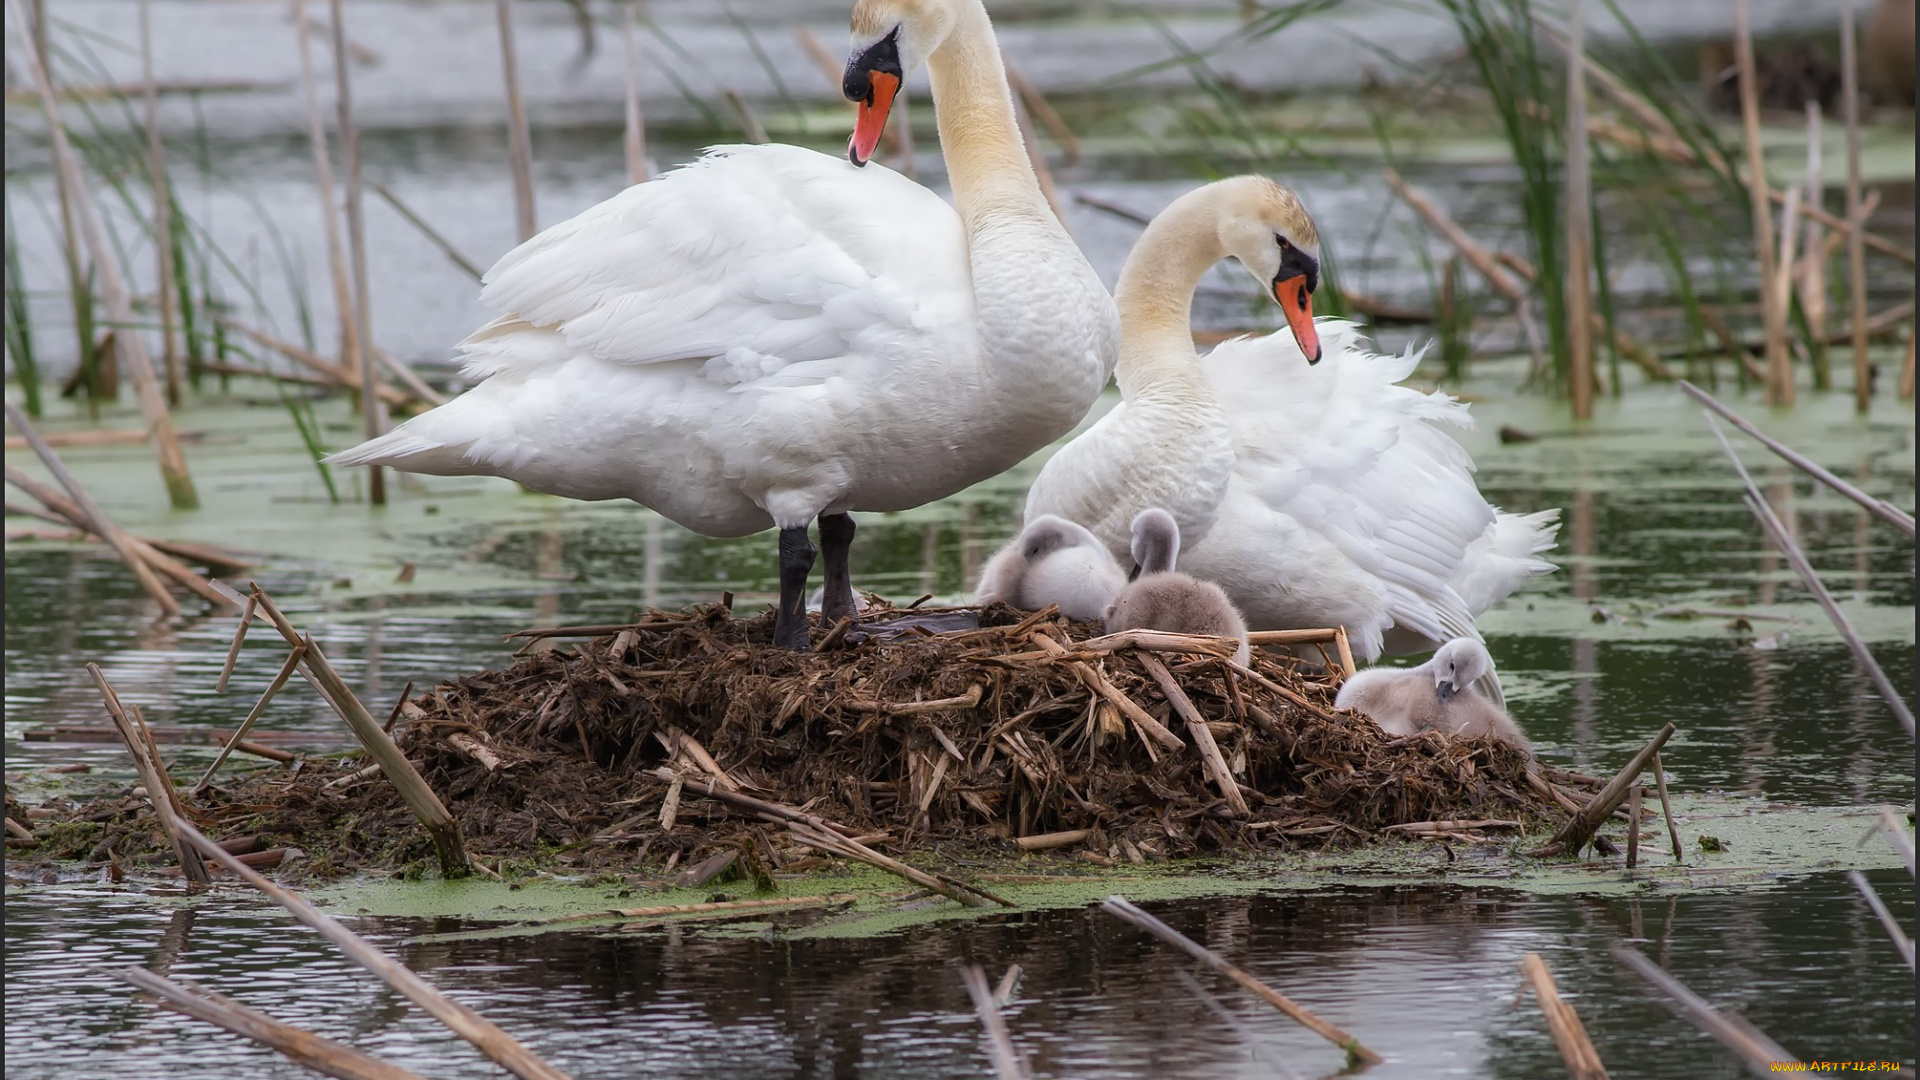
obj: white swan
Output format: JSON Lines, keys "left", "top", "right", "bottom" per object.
{"left": 1335, "top": 638, "right": 1529, "bottom": 749}
{"left": 1105, "top": 509, "right": 1251, "bottom": 665}
{"left": 325, "top": 0, "right": 1117, "bottom": 650}
{"left": 1023, "top": 176, "right": 1558, "bottom": 671}
{"left": 974, "top": 515, "right": 1125, "bottom": 622}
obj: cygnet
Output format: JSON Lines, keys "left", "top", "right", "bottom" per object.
{"left": 1334, "top": 637, "right": 1529, "bottom": 749}
{"left": 975, "top": 515, "right": 1126, "bottom": 622}
{"left": 1103, "top": 509, "right": 1251, "bottom": 665}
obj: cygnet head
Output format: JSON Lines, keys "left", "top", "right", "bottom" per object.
{"left": 1204, "top": 176, "right": 1324, "bottom": 364}
{"left": 845, "top": 0, "right": 956, "bottom": 165}
{"left": 1430, "top": 638, "right": 1493, "bottom": 701}
{"left": 1128, "top": 508, "right": 1181, "bottom": 580}
{"left": 1018, "top": 515, "right": 1100, "bottom": 563}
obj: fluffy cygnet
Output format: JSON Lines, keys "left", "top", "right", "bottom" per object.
{"left": 1103, "top": 509, "right": 1251, "bottom": 665}
{"left": 975, "top": 515, "right": 1127, "bottom": 622}
{"left": 1333, "top": 637, "right": 1528, "bottom": 749}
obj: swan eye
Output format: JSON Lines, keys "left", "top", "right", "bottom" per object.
{"left": 1275, "top": 234, "right": 1290, "bottom": 251}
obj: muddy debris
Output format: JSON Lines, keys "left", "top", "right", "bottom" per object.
{"left": 17, "top": 600, "right": 1591, "bottom": 882}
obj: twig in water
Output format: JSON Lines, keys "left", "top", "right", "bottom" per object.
{"left": 1171, "top": 969, "right": 1305, "bottom": 1080}
{"left": 1650, "top": 751, "right": 1683, "bottom": 862}
{"left": 992, "top": 964, "right": 1022, "bottom": 1009}
{"left": 1532, "top": 724, "right": 1676, "bottom": 857}
{"left": 87, "top": 665, "right": 209, "bottom": 887}
{"left": 1519, "top": 953, "right": 1610, "bottom": 1080}
{"left": 1704, "top": 417, "right": 1916, "bottom": 739}
{"left": 4, "top": 467, "right": 234, "bottom": 608}
{"left": 1101, "top": 896, "right": 1382, "bottom": 1065}
{"left": 961, "top": 965, "right": 1032, "bottom": 1080}
{"left": 215, "top": 593, "right": 257, "bottom": 692}
{"left": 1613, "top": 944, "right": 1792, "bottom": 1077}
{"left": 1847, "top": 871, "right": 1915, "bottom": 971}
{"left": 170, "top": 819, "right": 574, "bottom": 1080}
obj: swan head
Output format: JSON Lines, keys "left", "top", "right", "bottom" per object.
{"left": 1213, "top": 176, "right": 1324, "bottom": 364}
{"left": 845, "top": 0, "right": 954, "bottom": 166}
{"left": 1430, "top": 638, "right": 1492, "bottom": 701}
{"left": 1127, "top": 508, "right": 1181, "bottom": 581}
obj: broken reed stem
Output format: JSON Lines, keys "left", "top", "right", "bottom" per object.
{"left": 4, "top": 402, "right": 178, "bottom": 614}
{"left": 1564, "top": 0, "right": 1594, "bottom": 417}
{"left": 1009, "top": 82, "right": 1068, "bottom": 232}
{"left": 368, "top": 181, "right": 484, "bottom": 282}
{"left": 216, "top": 594, "right": 257, "bottom": 692}
{"left": 494, "top": 0, "right": 536, "bottom": 240}
{"left": 193, "top": 642, "right": 306, "bottom": 793}
{"left": 1625, "top": 784, "right": 1641, "bottom": 869}
{"left": 1732, "top": 0, "right": 1792, "bottom": 405}
{"left": 326, "top": 0, "right": 384, "bottom": 505}
{"left": 1613, "top": 944, "right": 1793, "bottom": 1076}
{"left": 1799, "top": 103, "right": 1829, "bottom": 390}
{"left": 1331, "top": 626, "right": 1357, "bottom": 678}
{"left": 620, "top": 1, "right": 647, "bottom": 184}
{"left": 1705, "top": 418, "right": 1916, "bottom": 739}
{"left": 1847, "top": 871, "right": 1916, "bottom": 971}
{"left": 1102, "top": 896, "right": 1382, "bottom": 1065}
{"left": 138, "top": 0, "right": 181, "bottom": 407}
{"left": 1678, "top": 380, "right": 1914, "bottom": 537}
{"left": 248, "top": 586, "right": 470, "bottom": 874}
{"left": 961, "top": 965, "right": 1033, "bottom": 1080}
{"left": 1005, "top": 62, "right": 1079, "bottom": 166}
{"left": 1384, "top": 167, "right": 1528, "bottom": 303}
{"left": 1138, "top": 653, "right": 1247, "bottom": 816}
{"left": 7, "top": 0, "right": 198, "bottom": 508}
{"left": 3, "top": 463, "right": 234, "bottom": 608}
{"left": 1650, "top": 751, "right": 1683, "bottom": 862}
{"left": 1520, "top": 953, "right": 1610, "bottom": 1080}
{"left": 1841, "top": 0, "right": 1870, "bottom": 412}
{"left": 530, "top": 894, "right": 856, "bottom": 928}
{"left": 100, "top": 966, "right": 427, "bottom": 1080}
{"left": 87, "top": 664, "right": 210, "bottom": 887}
{"left": 1535, "top": 723, "right": 1675, "bottom": 857}
{"left": 292, "top": 0, "right": 361, "bottom": 392}
{"left": 169, "top": 819, "right": 575, "bottom": 1080}
{"left": 212, "top": 315, "right": 413, "bottom": 409}
{"left": 1013, "top": 829, "right": 1090, "bottom": 851}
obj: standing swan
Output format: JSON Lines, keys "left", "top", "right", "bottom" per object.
{"left": 325, "top": 0, "right": 1117, "bottom": 650}
{"left": 1023, "top": 176, "right": 1557, "bottom": 669}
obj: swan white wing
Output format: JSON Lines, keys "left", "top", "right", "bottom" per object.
{"left": 1201, "top": 319, "right": 1494, "bottom": 643}
{"left": 465, "top": 143, "right": 972, "bottom": 388}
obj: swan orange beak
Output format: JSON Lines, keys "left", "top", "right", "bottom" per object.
{"left": 849, "top": 71, "right": 900, "bottom": 167}
{"left": 1274, "top": 275, "right": 1321, "bottom": 364}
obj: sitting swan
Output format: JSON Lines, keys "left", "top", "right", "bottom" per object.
{"left": 1022, "top": 176, "right": 1558, "bottom": 685}
{"left": 1334, "top": 638, "right": 1529, "bottom": 749}
{"left": 324, "top": 0, "right": 1117, "bottom": 651}
{"left": 975, "top": 515, "right": 1125, "bottom": 622}
{"left": 1105, "top": 509, "right": 1251, "bottom": 665}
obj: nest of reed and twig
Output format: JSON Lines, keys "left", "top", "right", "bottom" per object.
{"left": 22, "top": 600, "right": 1586, "bottom": 881}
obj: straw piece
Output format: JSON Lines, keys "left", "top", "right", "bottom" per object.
{"left": 962, "top": 964, "right": 1033, "bottom": 1080}
{"left": 7, "top": 0, "right": 198, "bottom": 509}
{"left": 1613, "top": 944, "right": 1792, "bottom": 1077}
{"left": 328, "top": 0, "right": 384, "bottom": 504}
{"left": 1244, "top": 627, "right": 1343, "bottom": 647}
{"left": 1520, "top": 953, "right": 1610, "bottom": 1080}
{"left": 1732, "top": 0, "right": 1792, "bottom": 405}
{"left": 1847, "top": 871, "right": 1916, "bottom": 971}
{"left": 99, "top": 966, "right": 426, "bottom": 1080}
{"left": 1650, "top": 751, "right": 1683, "bottom": 862}
{"left": 88, "top": 665, "right": 209, "bottom": 887}
{"left": 4, "top": 403, "right": 178, "bottom": 614}
{"left": 194, "top": 642, "right": 306, "bottom": 793}
{"left": 170, "top": 819, "right": 573, "bottom": 1080}
{"left": 1078, "top": 629, "right": 1239, "bottom": 657}
{"left": 1013, "top": 829, "right": 1091, "bottom": 851}
{"left": 1102, "top": 896, "right": 1381, "bottom": 1065}
{"left": 1331, "top": 627, "right": 1357, "bottom": 678}
{"left": 1705, "top": 418, "right": 1916, "bottom": 739}
{"left": 1139, "top": 653, "right": 1247, "bottom": 816}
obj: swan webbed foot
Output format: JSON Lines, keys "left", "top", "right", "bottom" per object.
{"left": 774, "top": 525, "right": 817, "bottom": 651}
{"left": 817, "top": 512, "right": 858, "bottom": 627}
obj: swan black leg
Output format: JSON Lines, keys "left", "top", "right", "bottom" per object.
{"left": 817, "top": 512, "right": 857, "bottom": 627}
{"left": 774, "top": 525, "right": 816, "bottom": 650}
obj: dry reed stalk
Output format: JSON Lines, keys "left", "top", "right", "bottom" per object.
{"left": 447, "top": 732, "right": 502, "bottom": 772}
{"left": 248, "top": 586, "right": 470, "bottom": 873}
{"left": 1533, "top": 723, "right": 1675, "bottom": 857}
{"left": 723, "top": 89, "right": 769, "bottom": 144}
{"left": 9, "top": 0, "right": 197, "bottom": 507}
{"left": 962, "top": 965, "right": 1033, "bottom": 1080}
{"left": 529, "top": 894, "right": 857, "bottom": 928}
{"left": 1564, "top": 0, "right": 1595, "bottom": 418}
{"left": 216, "top": 593, "right": 256, "bottom": 691}
{"left": 1139, "top": 653, "right": 1248, "bottom": 816}
{"left": 1613, "top": 944, "right": 1792, "bottom": 1077}
{"left": 292, "top": 0, "right": 361, "bottom": 398}
{"left": 1078, "top": 629, "right": 1238, "bottom": 657}
{"left": 1704, "top": 417, "right": 1915, "bottom": 739}
{"left": 138, "top": 0, "right": 180, "bottom": 406}
{"left": 169, "top": 819, "right": 574, "bottom": 1080}
{"left": 1, "top": 427, "right": 202, "bottom": 450}
{"left": 4, "top": 403, "right": 178, "bottom": 614}
{"left": 1732, "top": 0, "right": 1791, "bottom": 405}
{"left": 660, "top": 724, "right": 739, "bottom": 790}
{"left": 1013, "top": 829, "right": 1091, "bottom": 850}
{"left": 620, "top": 2, "right": 647, "bottom": 184}
{"left": 1010, "top": 87, "right": 1068, "bottom": 232}
{"left": 1799, "top": 103, "right": 1830, "bottom": 389}
{"left": 1841, "top": 0, "right": 1871, "bottom": 411}
{"left": 327, "top": 0, "right": 385, "bottom": 504}
{"left": 1030, "top": 633, "right": 1183, "bottom": 753}
{"left": 1005, "top": 62, "right": 1079, "bottom": 165}
{"left": 192, "top": 642, "right": 306, "bottom": 793}
{"left": 1650, "top": 751, "right": 1683, "bottom": 862}
{"left": 1901, "top": 327, "right": 1916, "bottom": 400}
{"left": 4, "top": 464, "right": 236, "bottom": 608}
{"left": 1520, "top": 953, "right": 1610, "bottom": 1080}
{"left": 1332, "top": 627, "right": 1357, "bottom": 677}
{"left": 368, "top": 181, "right": 483, "bottom": 283}
{"left": 100, "top": 966, "right": 427, "bottom": 1080}
{"left": 1102, "top": 896, "right": 1382, "bottom": 1065}
{"left": 1678, "top": 380, "right": 1914, "bottom": 536}
{"left": 494, "top": 0, "right": 536, "bottom": 239}
{"left": 1873, "top": 808, "right": 1914, "bottom": 877}
{"left": 87, "top": 664, "right": 210, "bottom": 887}
{"left": 1625, "top": 784, "right": 1642, "bottom": 868}
{"left": 1847, "top": 871, "right": 1916, "bottom": 970}
{"left": 1384, "top": 168, "right": 1527, "bottom": 303}
{"left": 213, "top": 316, "right": 413, "bottom": 408}
{"left": 1771, "top": 190, "right": 1912, "bottom": 265}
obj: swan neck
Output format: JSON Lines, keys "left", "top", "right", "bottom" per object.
{"left": 1115, "top": 194, "right": 1226, "bottom": 399}
{"left": 926, "top": 1, "right": 1055, "bottom": 228}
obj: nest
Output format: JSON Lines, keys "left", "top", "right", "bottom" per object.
{"left": 22, "top": 601, "right": 1581, "bottom": 880}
